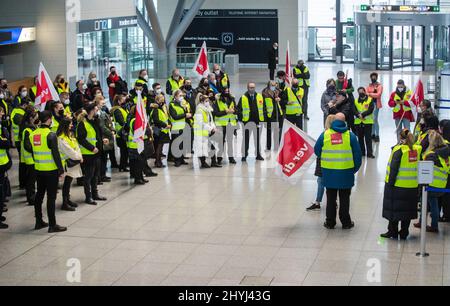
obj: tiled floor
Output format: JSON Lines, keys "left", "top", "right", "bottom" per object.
{"left": 0, "top": 63, "right": 448, "bottom": 286}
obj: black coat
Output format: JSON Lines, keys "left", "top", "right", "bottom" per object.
{"left": 268, "top": 48, "right": 278, "bottom": 70}
{"left": 382, "top": 147, "right": 418, "bottom": 222}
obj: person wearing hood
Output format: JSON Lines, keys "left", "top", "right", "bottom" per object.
{"left": 389, "top": 80, "right": 414, "bottom": 141}
{"left": 439, "top": 120, "right": 450, "bottom": 223}
{"left": 194, "top": 95, "right": 219, "bottom": 169}
{"left": 314, "top": 113, "right": 362, "bottom": 230}
{"left": 381, "top": 129, "right": 422, "bottom": 240}
{"left": 353, "top": 87, "right": 375, "bottom": 159}
{"left": 76, "top": 103, "right": 107, "bottom": 205}
{"left": 414, "top": 100, "right": 434, "bottom": 139}
{"left": 31, "top": 111, "right": 67, "bottom": 233}
{"left": 414, "top": 130, "right": 449, "bottom": 233}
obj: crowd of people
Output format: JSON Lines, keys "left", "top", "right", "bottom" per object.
{"left": 0, "top": 59, "right": 449, "bottom": 241}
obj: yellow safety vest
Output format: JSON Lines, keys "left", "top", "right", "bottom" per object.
{"left": 151, "top": 109, "right": 170, "bottom": 134}
{"left": 385, "top": 145, "right": 421, "bottom": 188}
{"left": 168, "top": 77, "right": 184, "bottom": 94}
{"left": 423, "top": 150, "right": 449, "bottom": 189}
{"left": 285, "top": 87, "right": 304, "bottom": 116}
{"left": 133, "top": 95, "right": 148, "bottom": 109}
{"left": 31, "top": 86, "right": 37, "bottom": 98}
{"left": 354, "top": 97, "right": 374, "bottom": 125}
{"left": 21, "top": 127, "right": 35, "bottom": 165}
{"left": 30, "top": 127, "right": 58, "bottom": 172}
{"left": 241, "top": 94, "right": 265, "bottom": 123}
{"left": 11, "top": 107, "right": 25, "bottom": 143}
{"left": 127, "top": 119, "right": 139, "bottom": 150}
{"left": 265, "top": 96, "right": 284, "bottom": 119}
{"left": 58, "top": 134, "right": 79, "bottom": 166}
{"left": 221, "top": 74, "right": 229, "bottom": 89}
{"left": 169, "top": 102, "right": 187, "bottom": 131}
{"left": 194, "top": 109, "right": 209, "bottom": 137}
{"left": 77, "top": 120, "right": 97, "bottom": 155}
{"left": 51, "top": 116, "right": 60, "bottom": 133}
{"left": 56, "top": 82, "right": 70, "bottom": 94}
{"left": 392, "top": 90, "right": 413, "bottom": 113}
{"left": 0, "top": 129, "right": 10, "bottom": 166}
{"left": 215, "top": 99, "right": 237, "bottom": 127}
{"left": 64, "top": 105, "right": 72, "bottom": 117}
{"left": 112, "top": 106, "right": 129, "bottom": 135}
{"left": 321, "top": 129, "right": 355, "bottom": 170}
{"left": 1, "top": 99, "right": 8, "bottom": 116}
{"left": 293, "top": 66, "right": 311, "bottom": 87}
{"left": 415, "top": 130, "right": 428, "bottom": 146}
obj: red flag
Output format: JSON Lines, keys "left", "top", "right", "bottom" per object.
{"left": 193, "top": 41, "right": 210, "bottom": 78}
{"left": 35, "top": 62, "right": 60, "bottom": 111}
{"left": 275, "top": 120, "right": 316, "bottom": 182}
{"left": 411, "top": 79, "right": 424, "bottom": 106}
{"left": 133, "top": 91, "right": 148, "bottom": 154}
{"left": 285, "top": 41, "right": 293, "bottom": 85}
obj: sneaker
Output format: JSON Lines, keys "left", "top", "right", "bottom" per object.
{"left": 306, "top": 203, "right": 321, "bottom": 211}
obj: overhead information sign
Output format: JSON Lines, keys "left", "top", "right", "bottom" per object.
{"left": 0, "top": 27, "right": 36, "bottom": 46}
{"left": 78, "top": 16, "right": 138, "bottom": 34}
{"left": 360, "top": 5, "right": 440, "bottom": 12}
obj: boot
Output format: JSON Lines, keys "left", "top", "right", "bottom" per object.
{"left": 200, "top": 157, "right": 210, "bottom": 169}
{"left": 211, "top": 157, "right": 222, "bottom": 168}
{"left": 217, "top": 157, "right": 223, "bottom": 166}
{"left": 48, "top": 225, "right": 67, "bottom": 233}
{"left": 62, "top": 197, "right": 76, "bottom": 212}
{"left": 35, "top": 220, "right": 49, "bottom": 231}
{"left": 229, "top": 157, "right": 237, "bottom": 164}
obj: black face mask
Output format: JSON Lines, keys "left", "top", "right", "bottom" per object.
{"left": 184, "top": 85, "right": 192, "bottom": 91}
{"left": 359, "top": 94, "right": 367, "bottom": 100}
{"left": 60, "top": 79, "right": 65, "bottom": 84}
{"left": 58, "top": 109, "right": 65, "bottom": 117}
{"left": 2, "top": 84, "right": 7, "bottom": 89}
{"left": 34, "top": 119, "right": 40, "bottom": 125}
{"left": 371, "top": 79, "right": 377, "bottom": 84}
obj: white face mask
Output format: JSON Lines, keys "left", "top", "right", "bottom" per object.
{"left": 204, "top": 102, "right": 210, "bottom": 108}
{"left": 64, "top": 99, "right": 70, "bottom": 105}
{"left": 82, "top": 84, "right": 87, "bottom": 90}
{"left": 270, "top": 86, "right": 276, "bottom": 91}
{"left": 156, "top": 89, "right": 162, "bottom": 95}
{"left": 91, "top": 78, "right": 97, "bottom": 83}
{"left": 21, "top": 91, "right": 28, "bottom": 98}
{"left": 0, "top": 94, "right": 4, "bottom": 100}
{"left": 143, "top": 75, "right": 149, "bottom": 81}
{"left": 214, "top": 70, "right": 220, "bottom": 75}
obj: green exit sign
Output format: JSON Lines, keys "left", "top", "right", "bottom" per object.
{"left": 360, "top": 5, "right": 369, "bottom": 11}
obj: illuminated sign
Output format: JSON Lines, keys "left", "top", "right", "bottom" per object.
{"left": 360, "top": 5, "right": 440, "bottom": 12}
{"left": 0, "top": 27, "right": 36, "bottom": 46}
{"left": 79, "top": 16, "right": 138, "bottom": 34}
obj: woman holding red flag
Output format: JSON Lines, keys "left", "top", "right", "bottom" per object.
{"left": 388, "top": 80, "right": 414, "bottom": 142}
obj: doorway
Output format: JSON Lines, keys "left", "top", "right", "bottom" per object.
{"left": 376, "top": 25, "right": 425, "bottom": 71}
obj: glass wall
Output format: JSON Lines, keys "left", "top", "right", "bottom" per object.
{"left": 77, "top": 26, "right": 153, "bottom": 93}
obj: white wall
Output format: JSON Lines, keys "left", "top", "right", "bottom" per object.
{"left": 157, "top": 0, "right": 308, "bottom": 64}
{"left": 80, "top": 0, "right": 136, "bottom": 20}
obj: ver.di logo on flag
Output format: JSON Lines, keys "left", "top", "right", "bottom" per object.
{"left": 277, "top": 127, "right": 314, "bottom": 177}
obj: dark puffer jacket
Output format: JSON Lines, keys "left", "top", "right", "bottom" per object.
{"left": 383, "top": 145, "right": 419, "bottom": 222}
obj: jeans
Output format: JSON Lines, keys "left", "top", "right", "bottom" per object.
{"left": 429, "top": 196, "right": 440, "bottom": 229}
{"left": 326, "top": 188, "right": 352, "bottom": 226}
{"left": 395, "top": 118, "right": 411, "bottom": 141}
{"left": 355, "top": 124, "right": 373, "bottom": 156}
{"left": 372, "top": 107, "right": 380, "bottom": 137}
{"left": 315, "top": 177, "right": 325, "bottom": 203}
{"left": 81, "top": 157, "right": 100, "bottom": 200}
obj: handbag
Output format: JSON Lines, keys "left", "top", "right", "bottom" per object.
{"left": 66, "top": 159, "right": 81, "bottom": 168}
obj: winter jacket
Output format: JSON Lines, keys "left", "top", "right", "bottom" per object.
{"left": 314, "top": 120, "right": 362, "bottom": 189}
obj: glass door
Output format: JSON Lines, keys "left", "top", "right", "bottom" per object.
{"left": 376, "top": 26, "right": 392, "bottom": 70}
{"left": 412, "top": 26, "right": 424, "bottom": 68}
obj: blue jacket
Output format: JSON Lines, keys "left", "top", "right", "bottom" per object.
{"left": 314, "top": 120, "right": 362, "bottom": 189}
